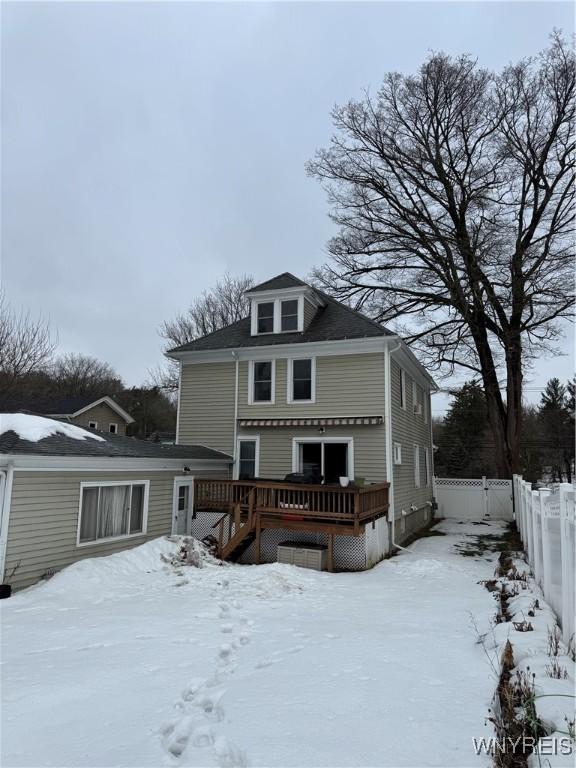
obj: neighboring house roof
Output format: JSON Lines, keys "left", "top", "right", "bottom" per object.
{"left": 0, "top": 426, "right": 231, "bottom": 461}
{"left": 247, "top": 272, "right": 308, "bottom": 293}
{"left": 0, "top": 395, "right": 135, "bottom": 425}
{"left": 168, "top": 285, "right": 394, "bottom": 355}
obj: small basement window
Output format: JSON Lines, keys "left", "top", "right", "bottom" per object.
{"left": 256, "top": 302, "right": 274, "bottom": 334}
{"left": 78, "top": 482, "right": 148, "bottom": 545}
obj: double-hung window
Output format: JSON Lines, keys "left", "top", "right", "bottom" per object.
{"left": 289, "top": 358, "right": 314, "bottom": 402}
{"left": 251, "top": 361, "right": 274, "bottom": 403}
{"left": 414, "top": 445, "right": 421, "bottom": 488}
{"left": 281, "top": 300, "right": 299, "bottom": 332}
{"left": 400, "top": 369, "right": 407, "bottom": 409}
{"left": 78, "top": 482, "right": 148, "bottom": 545}
{"left": 424, "top": 447, "right": 430, "bottom": 486}
{"left": 256, "top": 302, "right": 274, "bottom": 334}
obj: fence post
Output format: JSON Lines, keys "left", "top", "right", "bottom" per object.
{"left": 559, "top": 484, "right": 575, "bottom": 646}
{"left": 520, "top": 479, "right": 527, "bottom": 546}
{"left": 539, "top": 488, "right": 552, "bottom": 605}
{"left": 525, "top": 485, "right": 534, "bottom": 567}
{"left": 532, "top": 490, "right": 543, "bottom": 587}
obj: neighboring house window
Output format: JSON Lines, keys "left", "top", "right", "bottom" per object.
{"left": 424, "top": 447, "right": 430, "bottom": 486}
{"left": 88, "top": 421, "right": 98, "bottom": 429}
{"left": 393, "top": 442, "right": 402, "bottom": 465}
{"left": 412, "top": 382, "right": 422, "bottom": 416}
{"left": 250, "top": 360, "right": 274, "bottom": 403}
{"left": 256, "top": 302, "right": 274, "bottom": 334}
{"left": 109, "top": 423, "right": 118, "bottom": 434}
{"left": 288, "top": 358, "right": 315, "bottom": 402}
{"left": 78, "top": 482, "right": 148, "bottom": 544}
{"left": 399, "top": 369, "right": 407, "bottom": 409}
{"left": 281, "top": 299, "right": 299, "bottom": 332}
{"left": 237, "top": 438, "right": 259, "bottom": 479}
{"left": 414, "top": 445, "right": 421, "bottom": 488}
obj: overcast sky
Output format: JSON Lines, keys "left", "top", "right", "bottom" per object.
{"left": 2, "top": 1, "right": 574, "bottom": 416}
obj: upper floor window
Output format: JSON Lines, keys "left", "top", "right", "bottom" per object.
{"left": 281, "top": 300, "right": 299, "bottom": 332}
{"left": 256, "top": 302, "right": 275, "bottom": 334}
{"left": 250, "top": 360, "right": 275, "bottom": 403}
{"left": 399, "top": 369, "right": 407, "bottom": 410}
{"left": 288, "top": 358, "right": 315, "bottom": 402}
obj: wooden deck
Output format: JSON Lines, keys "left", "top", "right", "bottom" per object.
{"left": 194, "top": 478, "right": 390, "bottom": 569}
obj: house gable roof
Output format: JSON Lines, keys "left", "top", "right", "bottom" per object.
{"left": 0, "top": 395, "right": 135, "bottom": 424}
{"left": 168, "top": 279, "right": 394, "bottom": 355}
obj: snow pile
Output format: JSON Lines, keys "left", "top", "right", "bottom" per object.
{"left": 0, "top": 413, "right": 105, "bottom": 442}
{"left": 484, "top": 555, "right": 576, "bottom": 766}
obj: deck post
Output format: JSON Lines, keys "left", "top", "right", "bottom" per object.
{"left": 327, "top": 534, "right": 334, "bottom": 572}
{"left": 255, "top": 514, "right": 262, "bottom": 565}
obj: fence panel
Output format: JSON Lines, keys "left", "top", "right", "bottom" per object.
{"left": 513, "top": 476, "right": 575, "bottom": 646}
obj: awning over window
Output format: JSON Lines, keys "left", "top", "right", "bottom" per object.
{"left": 238, "top": 416, "right": 384, "bottom": 428}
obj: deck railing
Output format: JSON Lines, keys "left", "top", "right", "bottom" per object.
{"left": 194, "top": 478, "right": 389, "bottom": 528}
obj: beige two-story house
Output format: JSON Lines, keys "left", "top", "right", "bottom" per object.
{"left": 168, "top": 273, "right": 437, "bottom": 571}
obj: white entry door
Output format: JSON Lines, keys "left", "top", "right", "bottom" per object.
{"left": 172, "top": 478, "right": 194, "bottom": 535}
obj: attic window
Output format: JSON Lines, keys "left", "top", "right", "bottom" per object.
{"left": 281, "top": 300, "right": 299, "bottom": 332}
{"left": 257, "top": 302, "right": 274, "bottom": 334}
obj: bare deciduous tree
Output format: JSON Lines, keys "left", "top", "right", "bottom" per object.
{"left": 0, "top": 293, "right": 56, "bottom": 400}
{"left": 49, "top": 353, "right": 123, "bottom": 398}
{"left": 307, "top": 33, "right": 575, "bottom": 476}
{"left": 154, "top": 273, "right": 254, "bottom": 392}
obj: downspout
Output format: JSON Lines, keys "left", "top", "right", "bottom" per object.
{"left": 232, "top": 351, "right": 239, "bottom": 479}
{"left": 384, "top": 339, "right": 413, "bottom": 554}
{"left": 0, "top": 463, "right": 15, "bottom": 582}
{"left": 175, "top": 360, "right": 182, "bottom": 444}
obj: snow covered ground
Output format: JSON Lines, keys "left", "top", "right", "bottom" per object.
{"left": 1, "top": 520, "right": 505, "bottom": 768}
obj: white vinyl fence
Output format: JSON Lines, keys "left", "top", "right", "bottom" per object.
{"left": 513, "top": 475, "right": 575, "bottom": 646}
{"left": 434, "top": 477, "right": 513, "bottom": 520}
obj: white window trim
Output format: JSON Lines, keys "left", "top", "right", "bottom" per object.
{"left": 250, "top": 297, "right": 304, "bottom": 336}
{"left": 248, "top": 359, "right": 276, "bottom": 405}
{"left": 109, "top": 423, "right": 118, "bottom": 434}
{"left": 291, "top": 437, "right": 355, "bottom": 481}
{"left": 76, "top": 480, "right": 150, "bottom": 547}
{"left": 423, "top": 393, "right": 428, "bottom": 423}
{"left": 88, "top": 421, "right": 98, "bottom": 429}
{"left": 400, "top": 369, "right": 407, "bottom": 410}
{"left": 286, "top": 356, "right": 316, "bottom": 404}
{"left": 393, "top": 442, "right": 402, "bottom": 465}
{"left": 414, "top": 444, "right": 421, "bottom": 488}
{"left": 424, "top": 447, "right": 430, "bottom": 486}
{"left": 234, "top": 435, "right": 260, "bottom": 480}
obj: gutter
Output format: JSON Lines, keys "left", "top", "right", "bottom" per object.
{"left": 0, "top": 463, "right": 15, "bottom": 582}
{"left": 384, "top": 339, "right": 413, "bottom": 555}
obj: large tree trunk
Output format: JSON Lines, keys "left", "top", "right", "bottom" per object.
{"left": 505, "top": 336, "right": 523, "bottom": 476}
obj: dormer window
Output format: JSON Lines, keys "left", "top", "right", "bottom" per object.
{"left": 257, "top": 302, "right": 274, "bottom": 334}
{"left": 281, "top": 300, "right": 299, "bottom": 332}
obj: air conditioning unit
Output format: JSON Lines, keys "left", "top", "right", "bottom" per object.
{"left": 277, "top": 541, "right": 327, "bottom": 571}
{"left": 413, "top": 403, "right": 422, "bottom": 415}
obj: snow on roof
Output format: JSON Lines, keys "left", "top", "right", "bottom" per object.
{"left": 0, "top": 413, "right": 105, "bottom": 443}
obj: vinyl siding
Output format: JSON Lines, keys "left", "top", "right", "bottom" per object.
{"left": 303, "top": 298, "right": 317, "bottom": 330}
{"left": 178, "top": 361, "right": 236, "bottom": 453}
{"left": 390, "top": 359, "right": 434, "bottom": 516}
{"left": 4, "top": 468, "right": 226, "bottom": 591}
{"left": 238, "top": 353, "right": 385, "bottom": 419}
{"left": 238, "top": 424, "right": 386, "bottom": 484}
{"left": 70, "top": 403, "right": 128, "bottom": 435}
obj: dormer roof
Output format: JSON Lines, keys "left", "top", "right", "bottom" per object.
{"left": 246, "top": 272, "right": 307, "bottom": 293}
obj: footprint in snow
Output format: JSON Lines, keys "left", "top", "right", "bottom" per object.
{"left": 164, "top": 714, "right": 196, "bottom": 758}
{"left": 214, "top": 735, "right": 248, "bottom": 768}
{"left": 220, "top": 623, "right": 234, "bottom": 634}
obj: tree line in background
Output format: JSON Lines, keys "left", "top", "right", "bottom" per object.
{"left": 434, "top": 378, "right": 575, "bottom": 483}
{"left": 0, "top": 293, "right": 176, "bottom": 439}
